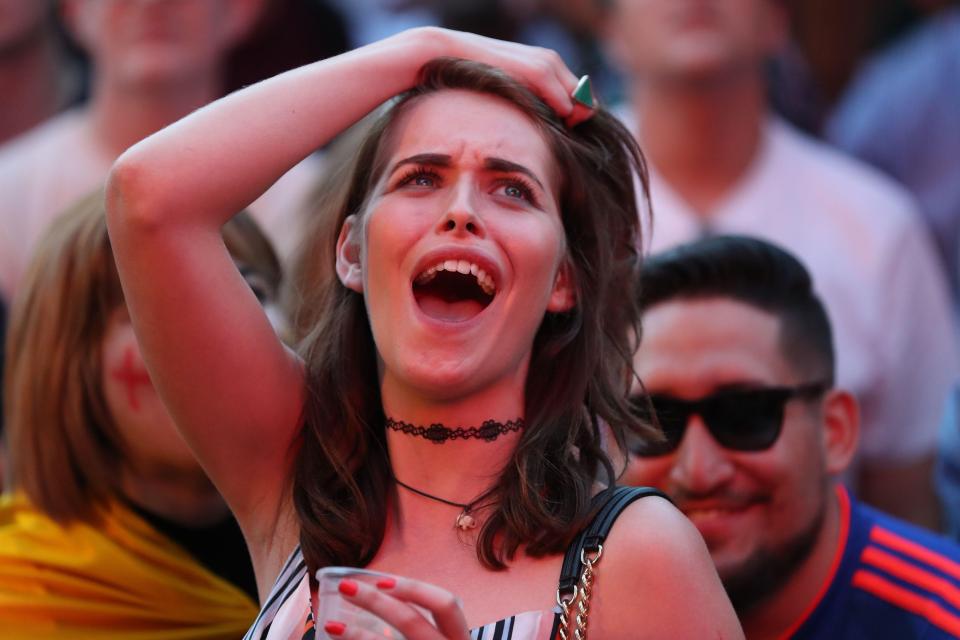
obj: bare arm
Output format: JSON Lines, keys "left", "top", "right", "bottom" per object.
{"left": 106, "top": 28, "right": 581, "bottom": 552}
{"left": 595, "top": 497, "right": 744, "bottom": 639}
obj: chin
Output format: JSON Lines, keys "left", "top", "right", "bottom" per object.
{"left": 119, "top": 56, "right": 202, "bottom": 88}
{"left": 396, "top": 357, "right": 485, "bottom": 399}
{"left": 663, "top": 44, "right": 741, "bottom": 77}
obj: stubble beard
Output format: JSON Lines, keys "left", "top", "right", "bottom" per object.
{"left": 719, "top": 498, "right": 826, "bottom": 616}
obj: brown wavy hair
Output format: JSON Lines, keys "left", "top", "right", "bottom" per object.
{"left": 4, "top": 190, "right": 282, "bottom": 523}
{"left": 293, "top": 57, "right": 656, "bottom": 571}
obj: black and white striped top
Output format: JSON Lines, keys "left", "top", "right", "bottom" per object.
{"left": 244, "top": 488, "right": 662, "bottom": 639}
{"left": 242, "top": 545, "right": 560, "bottom": 640}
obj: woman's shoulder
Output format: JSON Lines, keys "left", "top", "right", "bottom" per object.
{"left": 603, "top": 489, "right": 698, "bottom": 555}
{"left": 589, "top": 489, "right": 744, "bottom": 638}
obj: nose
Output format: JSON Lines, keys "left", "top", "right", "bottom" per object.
{"left": 669, "top": 416, "right": 735, "bottom": 494}
{"left": 437, "top": 181, "right": 484, "bottom": 238}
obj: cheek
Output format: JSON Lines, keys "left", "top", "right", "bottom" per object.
{"left": 502, "top": 219, "right": 566, "bottom": 283}
{"left": 361, "top": 213, "right": 413, "bottom": 300}
{"left": 102, "top": 339, "right": 154, "bottom": 414}
{"left": 622, "top": 456, "right": 674, "bottom": 488}
{"left": 737, "top": 435, "right": 821, "bottom": 511}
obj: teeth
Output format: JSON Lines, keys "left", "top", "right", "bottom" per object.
{"left": 476, "top": 269, "right": 494, "bottom": 296}
{"left": 414, "top": 259, "right": 497, "bottom": 295}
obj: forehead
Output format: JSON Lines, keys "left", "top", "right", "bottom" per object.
{"left": 385, "top": 89, "right": 555, "bottom": 181}
{"left": 635, "top": 297, "right": 795, "bottom": 395}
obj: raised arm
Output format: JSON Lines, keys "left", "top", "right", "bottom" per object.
{"left": 105, "top": 28, "right": 582, "bottom": 548}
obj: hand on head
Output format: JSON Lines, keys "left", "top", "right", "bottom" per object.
{"left": 388, "top": 27, "right": 595, "bottom": 127}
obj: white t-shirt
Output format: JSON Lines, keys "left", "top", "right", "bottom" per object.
{"left": 0, "top": 108, "right": 320, "bottom": 302}
{"left": 627, "top": 114, "right": 960, "bottom": 464}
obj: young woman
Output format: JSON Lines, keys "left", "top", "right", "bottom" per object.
{"left": 0, "top": 192, "right": 283, "bottom": 638}
{"left": 106, "top": 28, "right": 742, "bottom": 639}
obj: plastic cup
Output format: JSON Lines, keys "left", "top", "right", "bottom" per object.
{"left": 314, "top": 567, "right": 408, "bottom": 639}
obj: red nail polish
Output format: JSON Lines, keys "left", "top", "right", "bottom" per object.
{"left": 338, "top": 579, "right": 359, "bottom": 596}
{"left": 376, "top": 577, "right": 396, "bottom": 589}
{"left": 324, "top": 620, "right": 346, "bottom": 636}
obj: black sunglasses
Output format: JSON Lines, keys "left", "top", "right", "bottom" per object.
{"left": 628, "top": 382, "right": 828, "bottom": 456}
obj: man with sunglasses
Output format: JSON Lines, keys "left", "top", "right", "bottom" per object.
{"left": 623, "top": 235, "right": 960, "bottom": 639}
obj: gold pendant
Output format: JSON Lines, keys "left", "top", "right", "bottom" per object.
{"left": 456, "top": 511, "right": 477, "bottom": 530}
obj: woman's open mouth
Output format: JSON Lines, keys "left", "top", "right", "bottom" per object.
{"left": 413, "top": 259, "right": 496, "bottom": 323}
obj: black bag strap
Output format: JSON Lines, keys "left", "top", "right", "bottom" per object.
{"left": 556, "top": 486, "right": 669, "bottom": 596}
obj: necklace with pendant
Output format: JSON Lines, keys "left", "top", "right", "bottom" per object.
{"left": 394, "top": 478, "right": 484, "bottom": 531}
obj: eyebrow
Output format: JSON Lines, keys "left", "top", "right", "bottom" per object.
{"left": 388, "top": 153, "right": 546, "bottom": 191}
{"left": 483, "top": 158, "right": 546, "bottom": 191}
{"left": 389, "top": 153, "right": 452, "bottom": 175}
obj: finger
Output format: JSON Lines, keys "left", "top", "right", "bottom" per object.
{"left": 565, "top": 102, "right": 596, "bottom": 128}
{"left": 337, "top": 579, "right": 447, "bottom": 639}
{"left": 453, "top": 33, "right": 577, "bottom": 118}
{"left": 322, "top": 620, "right": 389, "bottom": 640}
{"left": 374, "top": 576, "right": 470, "bottom": 639}
{"left": 521, "top": 48, "right": 577, "bottom": 118}
{"left": 538, "top": 47, "right": 580, "bottom": 115}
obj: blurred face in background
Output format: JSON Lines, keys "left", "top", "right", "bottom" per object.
{"left": 101, "top": 264, "right": 281, "bottom": 490}
{"left": 62, "top": 0, "right": 257, "bottom": 90}
{"left": 605, "top": 0, "right": 787, "bottom": 84}
{"left": 622, "top": 298, "right": 833, "bottom": 610}
{"left": 0, "top": 0, "right": 52, "bottom": 55}
{"left": 101, "top": 304, "right": 201, "bottom": 479}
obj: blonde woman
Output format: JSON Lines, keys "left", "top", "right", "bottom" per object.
{"left": 0, "top": 191, "right": 281, "bottom": 638}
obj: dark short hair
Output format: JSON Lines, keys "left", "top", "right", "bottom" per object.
{"left": 639, "top": 235, "right": 835, "bottom": 384}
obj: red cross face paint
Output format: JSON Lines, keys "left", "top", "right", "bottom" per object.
{"left": 100, "top": 306, "right": 200, "bottom": 473}
{"left": 112, "top": 345, "right": 152, "bottom": 411}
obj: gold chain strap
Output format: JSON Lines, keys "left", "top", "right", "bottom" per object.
{"left": 556, "top": 584, "right": 577, "bottom": 640}
{"left": 556, "top": 544, "right": 604, "bottom": 640}
{"left": 574, "top": 545, "right": 603, "bottom": 640}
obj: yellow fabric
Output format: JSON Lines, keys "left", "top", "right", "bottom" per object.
{"left": 0, "top": 492, "right": 258, "bottom": 640}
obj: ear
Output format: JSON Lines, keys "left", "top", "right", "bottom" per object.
{"left": 221, "top": 0, "right": 266, "bottom": 48}
{"left": 547, "top": 260, "right": 576, "bottom": 313}
{"left": 821, "top": 389, "right": 860, "bottom": 477}
{"left": 335, "top": 215, "right": 364, "bottom": 293}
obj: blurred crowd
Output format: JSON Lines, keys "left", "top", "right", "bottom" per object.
{"left": 1, "top": 0, "right": 959, "bottom": 638}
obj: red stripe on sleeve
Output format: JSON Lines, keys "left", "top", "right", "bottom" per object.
{"left": 852, "top": 569, "right": 960, "bottom": 636}
{"left": 862, "top": 546, "right": 960, "bottom": 610}
{"left": 870, "top": 527, "right": 960, "bottom": 581}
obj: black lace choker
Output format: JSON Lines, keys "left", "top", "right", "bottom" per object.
{"left": 385, "top": 417, "right": 524, "bottom": 444}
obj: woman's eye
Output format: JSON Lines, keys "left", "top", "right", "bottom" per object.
{"left": 497, "top": 180, "right": 537, "bottom": 206}
{"left": 249, "top": 283, "right": 269, "bottom": 304}
{"left": 397, "top": 168, "right": 440, "bottom": 189}
{"left": 504, "top": 185, "right": 525, "bottom": 199}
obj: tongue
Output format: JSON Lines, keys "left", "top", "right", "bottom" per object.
{"left": 416, "top": 292, "right": 486, "bottom": 322}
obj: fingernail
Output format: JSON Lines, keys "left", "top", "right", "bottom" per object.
{"left": 376, "top": 577, "right": 396, "bottom": 589}
{"left": 324, "top": 620, "right": 346, "bottom": 636}
{"left": 338, "top": 579, "right": 358, "bottom": 597}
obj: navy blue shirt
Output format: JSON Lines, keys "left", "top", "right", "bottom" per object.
{"left": 792, "top": 486, "right": 960, "bottom": 638}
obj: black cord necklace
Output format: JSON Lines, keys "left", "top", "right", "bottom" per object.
{"left": 394, "top": 478, "right": 484, "bottom": 531}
